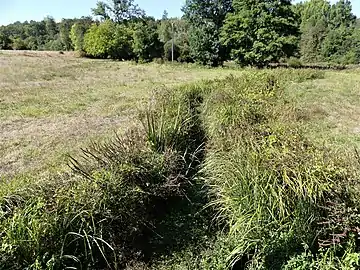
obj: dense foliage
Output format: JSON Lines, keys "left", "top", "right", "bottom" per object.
{"left": 300, "top": 0, "right": 360, "bottom": 64}
{"left": 84, "top": 20, "right": 133, "bottom": 59}
{"left": 182, "top": 0, "right": 233, "bottom": 66}
{"left": 1, "top": 0, "right": 360, "bottom": 66}
{"left": 221, "top": 0, "right": 299, "bottom": 67}
{"left": 0, "top": 17, "right": 93, "bottom": 51}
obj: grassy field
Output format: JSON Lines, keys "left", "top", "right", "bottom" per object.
{"left": 0, "top": 50, "right": 243, "bottom": 178}
{"left": 1, "top": 51, "right": 360, "bottom": 269}
{"left": 285, "top": 69, "right": 360, "bottom": 149}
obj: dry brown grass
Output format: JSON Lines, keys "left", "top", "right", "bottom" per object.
{"left": 0, "top": 50, "right": 243, "bottom": 178}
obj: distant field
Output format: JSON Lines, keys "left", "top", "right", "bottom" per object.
{"left": 0, "top": 50, "right": 244, "bottom": 178}
{"left": 1, "top": 50, "right": 359, "bottom": 179}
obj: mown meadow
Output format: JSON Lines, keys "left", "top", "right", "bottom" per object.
{"left": 1, "top": 51, "right": 360, "bottom": 269}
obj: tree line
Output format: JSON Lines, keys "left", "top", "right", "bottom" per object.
{"left": 0, "top": 0, "right": 359, "bottom": 67}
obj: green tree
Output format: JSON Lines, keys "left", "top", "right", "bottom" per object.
{"left": 44, "top": 16, "right": 58, "bottom": 41}
{"left": 0, "top": 17, "right": 94, "bottom": 52}
{"left": 158, "top": 10, "right": 172, "bottom": 43}
{"left": 111, "top": 24, "right": 134, "bottom": 60}
{"left": 221, "top": 0, "right": 299, "bottom": 67}
{"left": 133, "top": 19, "right": 163, "bottom": 62}
{"left": 328, "top": 0, "right": 355, "bottom": 29}
{"left": 92, "top": 1, "right": 110, "bottom": 21}
{"left": 183, "top": 0, "right": 233, "bottom": 66}
{"left": 173, "top": 20, "right": 191, "bottom": 62}
{"left": 84, "top": 20, "right": 134, "bottom": 59}
{"left": 299, "top": 0, "right": 357, "bottom": 64}
{"left": 321, "top": 0, "right": 357, "bottom": 63}
{"left": 84, "top": 21, "right": 115, "bottom": 58}
{"left": 24, "top": 36, "right": 38, "bottom": 50}
{"left": 59, "top": 19, "right": 74, "bottom": 51}
{"left": 299, "top": 0, "right": 331, "bottom": 62}
{"left": 92, "top": 0, "right": 145, "bottom": 23}
{"left": 70, "top": 22, "right": 88, "bottom": 52}
{"left": 188, "top": 23, "right": 223, "bottom": 66}
{"left": 0, "top": 30, "right": 11, "bottom": 49}
{"left": 158, "top": 14, "right": 191, "bottom": 62}
{"left": 24, "top": 20, "right": 47, "bottom": 50}
{"left": 44, "top": 39, "right": 64, "bottom": 51}
{"left": 347, "top": 27, "right": 360, "bottom": 64}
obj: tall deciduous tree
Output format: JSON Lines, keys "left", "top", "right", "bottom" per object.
{"left": 328, "top": 0, "right": 355, "bottom": 29}
{"left": 183, "top": 0, "right": 233, "bottom": 66}
{"left": 92, "top": 0, "right": 145, "bottom": 23}
{"left": 70, "top": 22, "right": 88, "bottom": 52}
{"left": 0, "top": 30, "right": 11, "bottom": 49}
{"left": 84, "top": 20, "right": 116, "bottom": 58}
{"left": 44, "top": 16, "right": 58, "bottom": 41}
{"left": 133, "top": 19, "right": 163, "bottom": 62}
{"left": 299, "top": 0, "right": 358, "bottom": 64}
{"left": 299, "top": 0, "right": 331, "bottom": 62}
{"left": 221, "top": 0, "right": 298, "bottom": 67}
{"left": 59, "top": 19, "right": 74, "bottom": 51}
{"left": 158, "top": 10, "right": 172, "bottom": 43}
{"left": 84, "top": 20, "right": 134, "bottom": 59}
{"left": 321, "top": 0, "right": 357, "bottom": 63}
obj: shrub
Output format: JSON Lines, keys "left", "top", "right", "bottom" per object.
{"left": 84, "top": 20, "right": 133, "bottom": 60}
{"left": 70, "top": 22, "right": 88, "bottom": 52}
{"left": 221, "top": 0, "right": 298, "bottom": 67}
{"left": 153, "top": 57, "right": 164, "bottom": 64}
{"left": 44, "top": 39, "right": 64, "bottom": 51}
{"left": 11, "top": 38, "right": 28, "bottom": 50}
{"left": 0, "top": 31, "right": 11, "bottom": 50}
{"left": 287, "top": 57, "right": 303, "bottom": 68}
{"left": 84, "top": 22, "right": 114, "bottom": 59}
{"left": 111, "top": 24, "right": 134, "bottom": 60}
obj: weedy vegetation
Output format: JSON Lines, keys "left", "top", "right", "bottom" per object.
{"left": 1, "top": 52, "right": 360, "bottom": 269}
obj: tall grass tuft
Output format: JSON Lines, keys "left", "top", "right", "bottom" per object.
{"left": 0, "top": 79, "right": 212, "bottom": 269}
{"left": 199, "top": 70, "right": 359, "bottom": 269}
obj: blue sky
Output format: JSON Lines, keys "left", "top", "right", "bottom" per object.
{"left": 0, "top": 0, "right": 359, "bottom": 26}
{"left": 0, "top": 0, "right": 185, "bottom": 25}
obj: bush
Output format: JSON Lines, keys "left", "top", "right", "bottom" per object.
{"left": 153, "top": 57, "right": 165, "bottom": 64}
{"left": 11, "top": 38, "right": 28, "bottom": 50}
{"left": 44, "top": 39, "right": 64, "bottom": 51}
{"left": 287, "top": 57, "right": 303, "bottom": 68}
{"left": 84, "top": 20, "right": 133, "bottom": 60}
{"left": 111, "top": 24, "right": 134, "bottom": 60}
{"left": 188, "top": 24, "right": 225, "bottom": 67}
{"left": 84, "top": 22, "right": 113, "bottom": 59}
{"left": 0, "top": 31, "right": 11, "bottom": 50}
